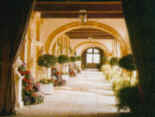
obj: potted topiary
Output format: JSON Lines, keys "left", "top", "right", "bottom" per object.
{"left": 38, "top": 54, "right": 57, "bottom": 68}
{"left": 110, "top": 57, "right": 119, "bottom": 66}
{"left": 58, "top": 55, "right": 69, "bottom": 75}
{"left": 116, "top": 54, "right": 141, "bottom": 113}
{"left": 70, "top": 56, "right": 76, "bottom": 62}
{"left": 69, "top": 56, "right": 76, "bottom": 77}
{"left": 118, "top": 55, "right": 146, "bottom": 115}
{"left": 119, "top": 54, "right": 136, "bottom": 80}
{"left": 75, "top": 56, "right": 81, "bottom": 73}
{"left": 38, "top": 54, "right": 57, "bottom": 77}
{"left": 37, "top": 54, "right": 57, "bottom": 91}
{"left": 102, "top": 56, "right": 108, "bottom": 65}
{"left": 119, "top": 54, "right": 136, "bottom": 71}
{"left": 76, "top": 56, "right": 81, "bottom": 61}
{"left": 58, "top": 55, "right": 69, "bottom": 64}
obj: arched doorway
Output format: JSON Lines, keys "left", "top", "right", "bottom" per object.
{"left": 82, "top": 47, "right": 103, "bottom": 69}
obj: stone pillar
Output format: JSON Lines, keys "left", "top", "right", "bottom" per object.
{"left": 116, "top": 40, "right": 121, "bottom": 57}
{"left": 13, "top": 57, "right": 24, "bottom": 108}
{"left": 113, "top": 40, "right": 121, "bottom": 57}
{"left": 24, "top": 12, "right": 41, "bottom": 79}
{"left": 112, "top": 39, "right": 116, "bottom": 57}
{"left": 24, "top": 35, "right": 28, "bottom": 64}
{"left": 16, "top": 76, "right": 24, "bottom": 108}
{"left": 35, "top": 44, "right": 42, "bottom": 80}
{"left": 30, "top": 40, "right": 37, "bottom": 78}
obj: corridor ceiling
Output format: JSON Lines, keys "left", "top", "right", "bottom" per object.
{"left": 35, "top": 0, "right": 123, "bottom": 18}
{"left": 66, "top": 28, "right": 114, "bottom": 39}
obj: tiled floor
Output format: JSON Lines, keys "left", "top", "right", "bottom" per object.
{"left": 13, "top": 69, "right": 120, "bottom": 117}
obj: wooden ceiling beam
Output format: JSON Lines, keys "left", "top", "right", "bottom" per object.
{"left": 41, "top": 13, "right": 123, "bottom": 18}
{"left": 66, "top": 28, "right": 114, "bottom": 39}
{"left": 40, "top": 10, "right": 123, "bottom": 14}
{"left": 68, "top": 35, "right": 114, "bottom": 39}
{"left": 34, "top": 1, "right": 123, "bottom": 18}
{"left": 36, "top": 1, "right": 121, "bottom": 5}
{"left": 35, "top": 4, "right": 122, "bottom": 11}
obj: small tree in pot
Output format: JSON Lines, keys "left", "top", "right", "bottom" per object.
{"left": 37, "top": 54, "right": 57, "bottom": 78}
{"left": 68, "top": 56, "right": 76, "bottom": 77}
{"left": 75, "top": 56, "right": 81, "bottom": 73}
{"left": 58, "top": 55, "right": 69, "bottom": 74}
{"left": 119, "top": 54, "right": 136, "bottom": 79}
{"left": 58, "top": 55, "right": 69, "bottom": 64}
{"left": 76, "top": 56, "right": 81, "bottom": 61}
{"left": 110, "top": 57, "right": 119, "bottom": 67}
{"left": 70, "top": 56, "right": 76, "bottom": 62}
{"left": 38, "top": 54, "right": 57, "bottom": 67}
{"left": 116, "top": 54, "right": 141, "bottom": 113}
{"left": 102, "top": 56, "right": 108, "bottom": 65}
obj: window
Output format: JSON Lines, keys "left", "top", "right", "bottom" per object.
{"left": 86, "top": 48, "right": 100, "bottom": 64}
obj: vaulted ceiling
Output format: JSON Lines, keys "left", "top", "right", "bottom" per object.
{"left": 34, "top": 0, "right": 123, "bottom": 18}
{"left": 66, "top": 28, "right": 114, "bottom": 39}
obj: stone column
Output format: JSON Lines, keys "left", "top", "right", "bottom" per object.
{"left": 15, "top": 76, "right": 24, "bottom": 108}
{"left": 112, "top": 39, "right": 116, "bottom": 57}
{"left": 116, "top": 40, "right": 121, "bottom": 57}
{"left": 24, "top": 35, "right": 28, "bottom": 64}
{"left": 13, "top": 57, "right": 24, "bottom": 108}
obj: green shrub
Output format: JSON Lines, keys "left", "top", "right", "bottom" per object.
{"left": 38, "top": 54, "right": 57, "bottom": 68}
{"left": 70, "top": 56, "right": 76, "bottom": 62}
{"left": 110, "top": 57, "right": 119, "bottom": 66}
{"left": 102, "top": 56, "right": 108, "bottom": 64}
{"left": 76, "top": 56, "right": 81, "bottom": 61}
{"left": 58, "top": 55, "right": 69, "bottom": 64}
{"left": 119, "top": 54, "right": 136, "bottom": 71}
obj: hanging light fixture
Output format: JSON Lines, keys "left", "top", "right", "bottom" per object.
{"left": 79, "top": 9, "right": 88, "bottom": 24}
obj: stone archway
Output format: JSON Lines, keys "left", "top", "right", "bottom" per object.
{"left": 79, "top": 45, "right": 112, "bottom": 57}
{"left": 72, "top": 40, "right": 111, "bottom": 56}
{"left": 45, "top": 21, "right": 129, "bottom": 55}
{"left": 81, "top": 47, "right": 104, "bottom": 69}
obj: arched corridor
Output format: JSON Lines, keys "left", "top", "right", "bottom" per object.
{"left": 12, "top": 1, "right": 131, "bottom": 116}
{"left": 10, "top": 0, "right": 134, "bottom": 115}
{"left": 1, "top": 0, "right": 155, "bottom": 116}
{"left": 16, "top": 69, "right": 118, "bottom": 117}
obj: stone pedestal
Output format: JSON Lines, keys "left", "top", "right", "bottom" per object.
{"left": 16, "top": 76, "right": 24, "bottom": 108}
{"left": 14, "top": 57, "right": 24, "bottom": 108}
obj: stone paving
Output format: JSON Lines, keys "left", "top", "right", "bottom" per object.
{"left": 12, "top": 69, "right": 120, "bottom": 117}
